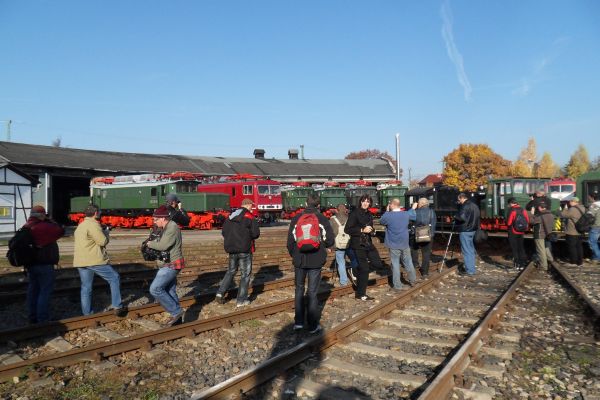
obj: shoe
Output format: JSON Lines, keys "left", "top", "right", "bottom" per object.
{"left": 115, "top": 305, "right": 128, "bottom": 318}
{"left": 408, "top": 281, "right": 415, "bottom": 287}
{"left": 347, "top": 268, "right": 358, "bottom": 287}
{"left": 355, "top": 295, "right": 375, "bottom": 301}
{"left": 166, "top": 310, "right": 184, "bottom": 327}
{"left": 215, "top": 293, "right": 225, "bottom": 304}
{"left": 308, "top": 325, "right": 322, "bottom": 334}
{"left": 421, "top": 274, "right": 429, "bottom": 280}
{"left": 390, "top": 287, "right": 405, "bottom": 292}
{"left": 293, "top": 324, "right": 304, "bottom": 331}
{"left": 236, "top": 300, "right": 251, "bottom": 307}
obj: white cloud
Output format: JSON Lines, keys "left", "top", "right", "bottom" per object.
{"left": 441, "top": 0, "right": 472, "bottom": 101}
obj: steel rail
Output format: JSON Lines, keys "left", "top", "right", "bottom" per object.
{"left": 551, "top": 263, "right": 600, "bottom": 329}
{"left": 191, "top": 266, "right": 458, "bottom": 400}
{"left": 0, "top": 272, "right": 394, "bottom": 382}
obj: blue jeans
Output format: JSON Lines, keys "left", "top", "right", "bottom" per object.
{"left": 78, "top": 265, "right": 123, "bottom": 316}
{"left": 335, "top": 248, "right": 357, "bottom": 286}
{"left": 389, "top": 248, "right": 416, "bottom": 289}
{"left": 27, "top": 264, "right": 55, "bottom": 323}
{"left": 294, "top": 267, "right": 321, "bottom": 331}
{"left": 150, "top": 267, "right": 181, "bottom": 317}
{"left": 589, "top": 227, "right": 600, "bottom": 261}
{"left": 460, "top": 231, "right": 477, "bottom": 275}
{"left": 217, "top": 253, "right": 252, "bottom": 304}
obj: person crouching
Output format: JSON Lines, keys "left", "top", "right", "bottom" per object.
{"left": 147, "top": 205, "right": 185, "bottom": 326}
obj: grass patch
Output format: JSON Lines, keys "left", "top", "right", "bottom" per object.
{"left": 240, "top": 319, "right": 263, "bottom": 328}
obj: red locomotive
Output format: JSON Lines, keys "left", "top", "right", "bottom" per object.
{"left": 197, "top": 174, "right": 282, "bottom": 223}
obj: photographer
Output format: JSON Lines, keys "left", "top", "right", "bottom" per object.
{"left": 146, "top": 205, "right": 185, "bottom": 326}
{"left": 165, "top": 193, "right": 190, "bottom": 227}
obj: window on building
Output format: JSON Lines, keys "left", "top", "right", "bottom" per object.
{"left": 0, "top": 206, "right": 12, "bottom": 218}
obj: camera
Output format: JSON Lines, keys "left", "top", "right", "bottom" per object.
{"left": 140, "top": 229, "right": 170, "bottom": 262}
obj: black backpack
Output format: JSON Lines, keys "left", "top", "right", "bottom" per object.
{"left": 6, "top": 227, "right": 36, "bottom": 267}
{"left": 512, "top": 208, "right": 529, "bottom": 233}
{"left": 574, "top": 207, "right": 595, "bottom": 234}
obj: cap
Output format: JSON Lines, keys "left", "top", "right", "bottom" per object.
{"left": 571, "top": 196, "right": 580, "bottom": 202}
{"left": 241, "top": 198, "right": 254, "bottom": 207}
{"left": 153, "top": 205, "right": 170, "bottom": 218}
{"left": 166, "top": 193, "right": 179, "bottom": 203}
{"left": 30, "top": 205, "right": 46, "bottom": 219}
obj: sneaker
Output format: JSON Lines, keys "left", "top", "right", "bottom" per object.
{"left": 166, "top": 310, "right": 184, "bottom": 327}
{"left": 293, "top": 324, "right": 304, "bottom": 331}
{"left": 215, "top": 293, "right": 225, "bottom": 304}
{"left": 236, "top": 300, "right": 251, "bottom": 307}
{"left": 115, "top": 305, "right": 128, "bottom": 318}
{"left": 308, "top": 325, "right": 322, "bottom": 334}
{"left": 355, "top": 295, "right": 375, "bottom": 301}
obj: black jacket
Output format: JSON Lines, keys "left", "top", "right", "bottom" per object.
{"left": 287, "top": 207, "right": 334, "bottom": 268}
{"left": 168, "top": 205, "right": 191, "bottom": 227}
{"left": 455, "top": 200, "right": 480, "bottom": 232}
{"left": 526, "top": 195, "right": 551, "bottom": 212}
{"left": 344, "top": 208, "right": 375, "bottom": 250}
{"left": 222, "top": 208, "right": 260, "bottom": 254}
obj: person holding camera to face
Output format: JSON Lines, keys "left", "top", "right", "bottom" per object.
{"left": 165, "top": 193, "right": 190, "bottom": 227}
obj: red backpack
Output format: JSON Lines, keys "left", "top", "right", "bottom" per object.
{"left": 294, "top": 213, "right": 322, "bottom": 252}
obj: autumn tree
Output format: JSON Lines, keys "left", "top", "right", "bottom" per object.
{"left": 536, "top": 152, "right": 560, "bottom": 178}
{"left": 443, "top": 144, "right": 512, "bottom": 191}
{"left": 590, "top": 155, "right": 600, "bottom": 172}
{"left": 345, "top": 149, "right": 401, "bottom": 176}
{"left": 512, "top": 137, "right": 537, "bottom": 177}
{"left": 565, "top": 144, "right": 590, "bottom": 179}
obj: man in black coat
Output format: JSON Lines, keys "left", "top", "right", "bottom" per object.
{"left": 215, "top": 198, "right": 260, "bottom": 306}
{"left": 287, "top": 194, "right": 334, "bottom": 334}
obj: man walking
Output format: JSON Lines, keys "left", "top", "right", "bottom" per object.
{"left": 506, "top": 197, "right": 529, "bottom": 270}
{"left": 455, "top": 193, "right": 480, "bottom": 276}
{"left": 287, "top": 194, "right": 334, "bottom": 334}
{"left": 215, "top": 198, "right": 260, "bottom": 306}
{"left": 74, "top": 205, "right": 126, "bottom": 316}
{"left": 146, "top": 205, "right": 186, "bottom": 326}
{"left": 380, "top": 198, "right": 417, "bottom": 290}
{"left": 530, "top": 202, "right": 556, "bottom": 271}
{"left": 22, "top": 205, "right": 64, "bottom": 324}
{"left": 330, "top": 204, "right": 358, "bottom": 287}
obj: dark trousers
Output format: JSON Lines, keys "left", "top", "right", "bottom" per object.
{"left": 508, "top": 231, "right": 527, "bottom": 267}
{"left": 354, "top": 246, "right": 382, "bottom": 297}
{"left": 565, "top": 234, "right": 583, "bottom": 265}
{"left": 294, "top": 267, "right": 322, "bottom": 330}
{"left": 217, "top": 253, "right": 252, "bottom": 303}
{"left": 411, "top": 241, "right": 432, "bottom": 276}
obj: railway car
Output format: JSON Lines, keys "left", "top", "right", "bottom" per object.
{"left": 576, "top": 170, "right": 600, "bottom": 207}
{"left": 317, "top": 182, "right": 346, "bottom": 217}
{"left": 404, "top": 185, "right": 464, "bottom": 230}
{"left": 280, "top": 182, "right": 314, "bottom": 219}
{"left": 377, "top": 181, "right": 408, "bottom": 214}
{"left": 546, "top": 177, "right": 576, "bottom": 203}
{"left": 197, "top": 174, "right": 282, "bottom": 223}
{"left": 69, "top": 173, "right": 229, "bottom": 229}
{"left": 346, "top": 181, "right": 380, "bottom": 215}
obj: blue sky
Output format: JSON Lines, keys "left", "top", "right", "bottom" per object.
{"left": 1, "top": 0, "right": 599, "bottom": 180}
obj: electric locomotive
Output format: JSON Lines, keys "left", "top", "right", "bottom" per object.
{"left": 577, "top": 170, "right": 600, "bottom": 206}
{"left": 281, "top": 182, "right": 314, "bottom": 219}
{"left": 346, "top": 180, "right": 380, "bottom": 215}
{"left": 546, "top": 177, "right": 576, "bottom": 203}
{"left": 377, "top": 181, "right": 408, "bottom": 214}
{"left": 316, "top": 181, "right": 346, "bottom": 218}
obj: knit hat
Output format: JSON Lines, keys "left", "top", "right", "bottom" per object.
{"left": 30, "top": 205, "right": 46, "bottom": 219}
{"left": 571, "top": 197, "right": 580, "bottom": 202}
{"left": 241, "top": 198, "right": 254, "bottom": 207}
{"left": 166, "top": 193, "right": 179, "bottom": 203}
{"left": 153, "top": 205, "right": 170, "bottom": 218}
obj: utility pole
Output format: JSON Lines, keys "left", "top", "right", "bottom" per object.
{"left": 395, "top": 133, "right": 400, "bottom": 181}
{"left": 6, "top": 120, "right": 11, "bottom": 142}
{"left": 300, "top": 145, "right": 304, "bottom": 160}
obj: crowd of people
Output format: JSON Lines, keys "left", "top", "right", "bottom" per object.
{"left": 12, "top": 188, "right": 600, "bottom": 332}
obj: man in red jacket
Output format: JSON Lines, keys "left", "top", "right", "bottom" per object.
{"left": 507, "top": 198, "right": 529, "bottom": 270}
{"left": 23, "top": 205, "right": 64, "bottom": 323}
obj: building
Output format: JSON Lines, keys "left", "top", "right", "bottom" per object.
{"left": 0, "top": 163, "right": 38, "bottom": 238}
{"left": 418, "top": 174, "right": 444, "bottom": 188}
{"left": 0, "top": 141, "right": 395, "bottom": 223}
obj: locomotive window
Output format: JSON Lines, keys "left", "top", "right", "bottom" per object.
{"left": 151, "top": 188, "right": 157, "bottom": 196}
{"left": 562, "top": 185, "right": 575, "bottom": 193}
{"left": 513, "top": 181, "right": 524, "bottom": 194}
{"left": 161, "top": 186, "right": 166, "bottom": 195}
{"left": 232, "top": 188, "right": 236, "bottom": 196}
{"left": 505, "top": 183, "right": 511, "bottom": 194}
{"left": 549, "top": 185, "right": 560, "bottom": 193}
{"left": 243, "top": 185, "right": 253, "bottom": 195}
{"left": 270, "top": 185, "right": 281, "bottom": 195}
{"left": 258, "top": 185, "right": 270, "bottom": 195}
{"left": 176, "top": 182, "right": 196, "bottom": 193}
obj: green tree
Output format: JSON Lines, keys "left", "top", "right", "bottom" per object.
{"left": 443, "top": 144, "right": 512, "bottom": 191}
{"left": 565, "top": 144, "right": 590, "bottom": 179}
{"left": 536, "top": 152, "right": 560, "bottom": 178}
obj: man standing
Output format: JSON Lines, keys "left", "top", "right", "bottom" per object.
{"left": 561, "top": 197, "right": 585, "bottom": 267}
{"left": 74, "top": 205, "right": 126, "bottom": 316}
{"left": 530, "top": 202, "right": 556, "bottom": 271}
{"left": 506, "top": 197, "right": 529, "bottom": 270}
{"left": 588, "top": 193, "right": 600, "bottom": 264}
{"left": 455, "top": 193, "right": 480, "bottom": 276}
{"left": 330, "top": 204, "right": 358, "bottom": 287}
{"left": 147, "top": 205, "right": 186, "bottom": 326}
{"left": 287, "top": 194, "right": 334, "bottom": 334}
{"left": 215, "top": 198, "right": 260, "bottom": 306}
{"left": 165, "top": 193, "right": 190, "bottom": 227}
{"left": 380, "top": 198, "right": 417, "bottom": 290}
{"left": 22, "top": 205, "right": 64, "bottom": 324}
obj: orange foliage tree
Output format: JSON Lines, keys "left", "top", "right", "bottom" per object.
{"left": 345, "top": 149, "right": 401, "bottom": 177}
{"left": 443, "top": 144, "right": 512, "bottom": 191}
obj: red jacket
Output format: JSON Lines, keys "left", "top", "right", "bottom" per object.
{"left": 507, "top": 205, "right": 529, "bottom": 235}
{"left": 24, "top": 217, "right": 64, "bottom": 247}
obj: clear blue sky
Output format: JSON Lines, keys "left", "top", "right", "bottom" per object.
{"left": 1, "top": 0, "right": 599, "bottom": 180}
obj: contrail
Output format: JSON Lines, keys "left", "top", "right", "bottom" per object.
{"left": 441, "top": 0, "right": 472, "bottom": 101}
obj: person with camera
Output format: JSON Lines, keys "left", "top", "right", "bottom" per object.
{"left": 21, "top": 205, "right": 64, "bottom": 324}
{"left": 530, "top": 202, "right": 556, "bottom": 271}
{"left": 74, "top": 205, "right": 126, "bottom": 317}
{"left": 345, "top": 194, "right": 383, "bottom": 301}
{"left": 455, "top": 193, "right": 480, "bottom": 276}
{"left": 560, "top": 197, "right": 585, "bottom": 267}
{"left": 146, "top": 205, "right": 185, "bottom": 326}
{"left": 410, "top": 198, "right": 436, "bottom": 279}
{"left": 215, "top": 198, "right": 260, "bottom": 307}
{"left": 380, "top": 198, "right": 417, "bottom": 290}
{"left": 165, "top": 193, "right": 190, "bottom": 227}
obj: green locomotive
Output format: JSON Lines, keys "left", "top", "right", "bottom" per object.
{"left": 576, "top": 170, "right": 600, "bottom": 206}
{"left": 280, "top": 183, "right": 315, "bottom": 219}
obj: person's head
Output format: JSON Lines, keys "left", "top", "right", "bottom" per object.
{"left": 359, "top": 194, "right": 372, "bottom": 210}
{"left": 569, "top": 196, "right": 580, "bottom": 206}
{"left": 241, "top": 198, "right": 254, "bottom": 211}
{"left": 30, "top": 205, "right": 47, "bottom": 220}
{"left": 535, "top": 189, "right": 545, "bottom": 198}
{"left": 457, "top": 193, "right": 468, "bottom": 204}
{"left": 336, "top": 203, "right": 348, "bottom": 215}
{"left": 389, "top": 198, "right": 401, "bottom": 210}
{"left": 152, "top": 205, "right": 171, "bottom": 228}
{"left": 538, "top": 202, "right": 547, "bottom": 211}
{"left": 306, "top": 193, "right": 320, "bottom": 208}
{"left": 165, "top": 193, "right": 179, "bottom": 208}
{"left": 591, "top": 192, "right": 600, "bottom": 202}
{"left": 508, "top": 197, "right": 518, "bottom": 206}
{"left": 417, "top": 198, "right": 429, "bottom": 208}
{"left": 84, "top": 204, "right": 99, "bottom": 218}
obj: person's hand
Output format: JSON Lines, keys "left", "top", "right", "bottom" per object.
{"left": 177, "top": 202, "right": 183, "bottom": 210}
{"left": 363, "top": 226, "right": 373, "bottom": 234}
{"left": 412, "top": 203, "right": 418, "bottom": 210}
